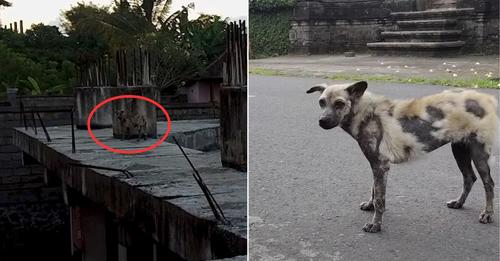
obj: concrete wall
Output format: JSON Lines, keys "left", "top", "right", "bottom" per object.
{"left": 289, "top": 0, "right": 499, "bottom": 54}
{"left": 0, "top": 97, "right": 71, "bottom": 259}
{"left": 161, "top": 103, "right": 219, "bottom": 121}
{"left": 185, "top": 81, "right": 221, "bottom": 104}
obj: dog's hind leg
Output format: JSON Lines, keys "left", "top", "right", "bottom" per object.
{"left": 447, "top": 142, "right": 477, "bottom": 209}
{"left": 360, "top": 185, "right": 375, "bottom": 211}
{"left": 470, "top": 140, "right": 494, "bottom": 223}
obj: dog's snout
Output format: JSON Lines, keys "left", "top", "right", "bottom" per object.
{"left": 319, "top": 118, "right": 336, "bottom": 129}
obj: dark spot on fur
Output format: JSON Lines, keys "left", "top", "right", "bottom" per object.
{"left": 465, "top": 99, "right": 485, "bottom": 118}
{"left": 358, "top": 115, "right": 384, "bottom": 163}
{"left": 399, "top": 117, "right": 448, "bottom": 152}
{"left": 426, "top": 106, "right": 444, "bottom": 120}
{"left": 388, "top": 105, "right": 394, "bottom": 117}
{"left": 404, "top": 146, "right": 412, "bottom": 155}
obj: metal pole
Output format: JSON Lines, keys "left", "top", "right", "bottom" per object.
{"left": 31, "top": 108, "right": 37, "bottom": 135}
{"left": 69, "top": 163, "right": 133, "bottom": 178}
{"left": 19, "top": 98, "right": 24, "bottom": 128}
{"left": 172, "top": 137, "right": 229, "bottom": 224}
{"left": 36, "top": 112, "right": 51, "bottom": 142}
{"left": 71, "top": 110, "right": 75, "bottom": 153}
{"left": 20, "top": 100, "right": 28, "bottom": 131}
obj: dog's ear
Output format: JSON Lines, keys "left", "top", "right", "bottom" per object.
{"left": 345, "top": 81, "right": 367, "bottom": 99}
{"left": 306, "top": 84, "right": 327, "bottom": 94}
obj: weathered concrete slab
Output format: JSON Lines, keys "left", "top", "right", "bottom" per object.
{"left": 12, "top": 119, "right": 246, "bottom": 260}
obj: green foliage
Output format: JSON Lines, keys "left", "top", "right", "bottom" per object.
{"left": 62, "top": 3, "right": 112, "bottom": 63}
{"left": 1, "top": 1, "right": 226, "bottom": 96}
{"left": 250, "top": 0, "right": 296, "bottom": 12}
{"left": 146, "top": 7, "right": 227, "bottom": 90}
{"left": 0, "top": 28, "right": 77, "bottom": 95}
{"left": 250, "top": 10, "right": 291, "bottom": 58}
{"left": 23, "top": 77, "right": 42, "bottom": 95}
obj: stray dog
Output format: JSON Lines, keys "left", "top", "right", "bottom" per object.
{"left": 115, "top": 110, "right": 148, "bottom": 141}
{"left": 307, "top": 81, "right": 498, "bottom": 233}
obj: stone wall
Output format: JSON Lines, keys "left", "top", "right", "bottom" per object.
{"left": 290, "top": 0, "right": 392, "bottom": 54}
{"left": 289, "top": 0, "right": 499, "bottom": 54}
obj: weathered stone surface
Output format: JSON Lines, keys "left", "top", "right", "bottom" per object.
{"left": 12, "top": 119, "right": 247, "bottom": 260}
{"left": 397, "top": 18, "right": 458, "bottom": 29}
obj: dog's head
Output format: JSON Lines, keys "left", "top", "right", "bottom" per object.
{"left": 306, "top": 81, "right": 367, "bottom": 129}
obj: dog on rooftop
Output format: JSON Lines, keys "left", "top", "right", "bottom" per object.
{"left": 307, "top": 81, "right": 498, "bottom": 233}
{"left": 115, "top": 110, "right": 148, "bottom": 141}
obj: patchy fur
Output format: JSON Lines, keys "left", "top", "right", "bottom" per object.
{"left": 307, "top": 81, "right": 498, "bottom": 232}
{"left": 115, "top": 110, "right": 148, "bottom": 141}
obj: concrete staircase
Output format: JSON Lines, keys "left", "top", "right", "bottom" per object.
{"left": 367, "top": 8, "right": 475, "bottom": 56}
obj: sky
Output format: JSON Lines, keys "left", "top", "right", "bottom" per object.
{"left": 0, "top": 0, "right": 247, "bottom": 30}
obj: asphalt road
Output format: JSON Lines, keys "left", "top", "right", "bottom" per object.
{"left": 249, "top": 75, "right": 500, "bottom": 261}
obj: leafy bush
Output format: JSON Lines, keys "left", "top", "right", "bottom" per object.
{"left": 250, "top": 0, "right": 296, "bottom": 12}
{"left": 250, "top": 10, "right": 292, "bottom": 59}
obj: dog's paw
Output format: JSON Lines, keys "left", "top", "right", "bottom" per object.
{"left": 446, "top": 199, "right": 463, "bottom": 209}
{"left": 362, "top": 223, "right": 381, "bottom": 233}
{"left": 479, "top": 211, "right": 494, "bottom": 224}
{"left": 360, "top": 201, "right": 374, "bottom": 211}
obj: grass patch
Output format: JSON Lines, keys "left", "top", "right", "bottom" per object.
{"left": 250, "top": 67, "right": 500, "bottom": 89}
{"left": 328, "top": 73, "right": 500, "bottom": 89}
{"left": 249, "top": 67, "right": 289, "bottom": 76}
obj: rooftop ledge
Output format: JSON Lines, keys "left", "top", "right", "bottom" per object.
{"left": 12, "top": 119, "right": 247, "bottom": 260}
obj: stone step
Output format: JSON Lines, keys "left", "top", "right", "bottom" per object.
{"left": 367, "top": 41, "right": 465, "bottom": 56}
{"left": 391, "top": 8, "right": 475, "bottom": 20}
{"left": 432, "top": 0, "right": 457, "bottom": 9}
{"left": 397, "top": 19, "right": 458, "bottom": 30}
{"left": 367, "top": 41, "right": 464, "bottom": 49}
{"left": 381, "top": 30, "right": 462, "bottom": 42}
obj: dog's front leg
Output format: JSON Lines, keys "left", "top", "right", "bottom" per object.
{"left": 362, "top": 159, "right": 390, "bottom": 233}
{"left": 360, "top": 185, "right": 375, "bottom": 211}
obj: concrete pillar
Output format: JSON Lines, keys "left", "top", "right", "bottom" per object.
{"left": 220, "top": 86, "right": 247, "bottom": 171}
{"left": 19, "top": 20, "right": 23, "bottom": 34}
{"left": 117, "top": 224, "right": 155, "bottom": 261}
{"left": 80, "top": 205, "right": 108, "bottom": 261}
{"left": 13, "top": 21, "right": 17, "bottom": 33}
{"left": 118, "top": 244, "right": 128, "bottom": 261}
{"left": 75, "top": 87, "right": 113, "bottom": 129}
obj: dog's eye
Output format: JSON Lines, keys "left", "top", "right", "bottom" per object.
{"left": 319, "top": 99, "right": 326, "bottom": 108}
{"left": 334, "top": 100, "right": 345, "bottom": 109}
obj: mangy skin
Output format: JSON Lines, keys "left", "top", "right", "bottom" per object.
{"left": 307, "top": 81, "right": 498, "bottom": 233}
